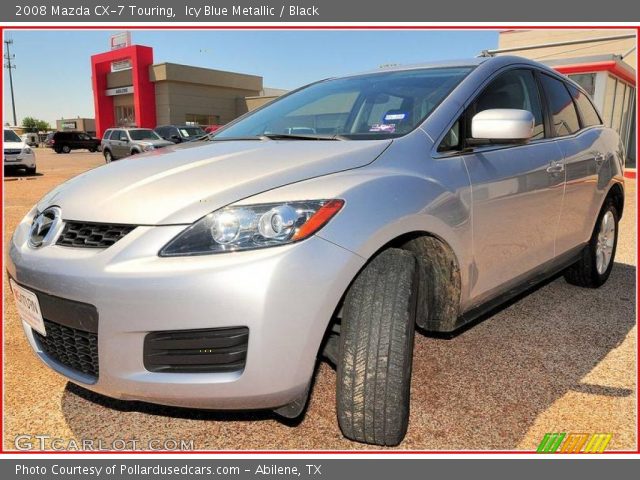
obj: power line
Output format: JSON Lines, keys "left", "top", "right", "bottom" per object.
{"left": 4, "top": 38, "right": 17, "bottom": 126}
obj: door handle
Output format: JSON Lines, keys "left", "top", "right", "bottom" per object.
{"left": 546, "top": 163, "right": 565, "bottom": 174}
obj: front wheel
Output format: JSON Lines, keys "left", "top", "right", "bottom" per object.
{"left": 336, "top": 248, "right": 417, "bottom": 446}
{"left": 61, "top": 145, "right": 71, "bottom": 154}
{"left": 564, "top": 198, "right": 619, "bottom": 288}
{"left": 103, "top": 150, "right": 113, "bottom": 163}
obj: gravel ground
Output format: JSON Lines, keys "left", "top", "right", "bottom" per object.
{"left": 3, "top": 149, "right": 636, "bottom": 451}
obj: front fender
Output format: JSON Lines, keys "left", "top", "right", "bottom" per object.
{"left": 242, "top": 162, "right": 474, "bottom": 308}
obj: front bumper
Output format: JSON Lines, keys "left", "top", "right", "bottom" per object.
{"left": 8, "top": 214, "right": 364, "bottom": 410}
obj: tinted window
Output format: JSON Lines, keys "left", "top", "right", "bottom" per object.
{"left": 111, "top": 130, "right": 125, "bottom": 141}
{"left": 474, "top": 69, "right": 545, "bottom": 140}
{"left": 215, "top": 67, "right": 473, "bottom": 140}
{"left": 438, "top": 69, "right": 544, "bottom": 152}
{"left": 567, "top": 84, "right": 602, "bottom": 127}
{"left": 540, "top": 74, "right": 580, "bottom": 136}
{"left": 103, "top": 130, "right": 112, "bottom": 140}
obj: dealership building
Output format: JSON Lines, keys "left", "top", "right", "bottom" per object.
{"left": 497, "top": 29, "right": 637, "bottom": 172}
{"left": 90, "top": 42, "right": 284, "bottom": 138}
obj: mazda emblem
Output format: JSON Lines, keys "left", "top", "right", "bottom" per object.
{"left": 28, "top": 206, "right": 62, "bottom": 248}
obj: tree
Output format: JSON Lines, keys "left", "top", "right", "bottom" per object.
{"left": 22, "top": 117, "right": 50, "bottom": 132}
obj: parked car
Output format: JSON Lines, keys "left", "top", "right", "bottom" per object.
{"left": 4, "top": 128, "right": 36, "bottom": 174}
{"left": 101, "top": 128, "right": 174, "bottom": 162}
{"left": 8, "top": 56, "right": 624, "bottom": 446}
{"left": 21, "top": 132, "right": 39, "bottom": 147}
{"left": 44, "top": 131, "right": 101, "bottom": 154}
{"left": 155, "top": 125, "right": 207, "bottom": 143}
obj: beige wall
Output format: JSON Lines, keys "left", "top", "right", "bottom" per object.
{"left": 56, "top": 118, "right": 96, "bottom": 134}
{"left": 244, "top": 95, "right": 279, "bottom": 112}
{"left": 106, "top": 70, "right": 133, "bottom": 89}
{"left": 498, "top": 29, "right": 636, "bottom": 71}
{"left": 154, "top": 81, "right": 262, "bottom": 125}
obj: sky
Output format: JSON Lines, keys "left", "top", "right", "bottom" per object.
{"left": 2, "top": 30, "right": 499, "bottom": 126}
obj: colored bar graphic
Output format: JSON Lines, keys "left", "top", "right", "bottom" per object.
{"left": 538, "top": 433, "right": 613, "bottom": 453}
{"left": 536, "top": 433, "right": 566, "bottom": 453}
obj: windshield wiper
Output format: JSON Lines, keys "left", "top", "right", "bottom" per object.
{"left": 208, "top": 135, "right": 271, "bottom": 142}
{"left": 262, "top": 133, "right": 346, "bottom": 141}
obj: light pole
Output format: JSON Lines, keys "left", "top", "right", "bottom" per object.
{"left": 4, "top": 38, "right": 17, "bottom": 126}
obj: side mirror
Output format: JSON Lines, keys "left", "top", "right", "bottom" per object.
{"left": 470, "top": 109, "right": 535, "bottom": 145}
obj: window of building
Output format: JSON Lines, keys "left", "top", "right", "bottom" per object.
{"left": 568, "top": 73, "right": 596, "bottom": 97}
{"left": 185, "top": 114, "right": 220, "bottom": 126}
{"left": 539, "top": 74, "right": 580, "bottom": 137}
{"left": 115, "top": 105, "right": 136, "bottom": 127}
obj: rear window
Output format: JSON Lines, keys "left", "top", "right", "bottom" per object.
{"left": 567, "top": 84, "right": 602, "bottom": 127}
{"left": 539, "top": 74, "right": 580, "bottom": 137}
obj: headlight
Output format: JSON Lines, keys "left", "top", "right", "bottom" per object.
{"left": 21, "top": 147, "right": 32, "bottom": 154}
{"left": 159, "top": 199, "right": 344, "bottom": 256}
{"left": 143, "top": 144, "right": 155, "bottom": 151}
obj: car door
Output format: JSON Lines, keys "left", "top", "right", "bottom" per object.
{"left": 110, "top": 129, "right": 126, "bottom": 158}
{"left": 540, "top": 74, "right": 608, "bottom": 255}
{"left": 456, "top": 68, "right": 566, "bottom": 302}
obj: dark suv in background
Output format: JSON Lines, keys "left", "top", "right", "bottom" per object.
{"left": 155, "top": 125, "right": 207, "bottom": 143}
{"left": 45, "top": 131, "right": 101, "bottom": 154}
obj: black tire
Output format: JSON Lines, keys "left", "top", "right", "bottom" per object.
{"left": 103, "top": 150, "right": 113, "bottom": 163}
{"left": 88, "top": 147, "right": 97, "bottom": 153}
{"left": 26, "top": 166, "right": 36, "bottom": 175}
{"left": 54, "top": 147, "right": 62, "bottom": 154}
{"left": 61, "top": 145, "right": 71, "bottom": 154}
{"left": 564, "top": 198, "right": 619, "bottom": 288}
{"left": 337, "top": 248, "right": 417, "bottom": 446}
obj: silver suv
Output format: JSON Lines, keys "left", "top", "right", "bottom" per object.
{"left": 101, "top": 127, "right": 173, "bottom": 162}
{"left": 8, "top": 56, "right": 624, "bottom": 446}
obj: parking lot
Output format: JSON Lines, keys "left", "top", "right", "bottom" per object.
{"left": 3, "top": 148, "right": 637, "bottom": 451}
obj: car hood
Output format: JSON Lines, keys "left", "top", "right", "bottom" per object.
{"left": 38, "top": 139, "right": 391, "bottom": 225}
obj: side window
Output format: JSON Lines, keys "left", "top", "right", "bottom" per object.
{"left": 473, "top": 69, "right": 545, "bottom": 140}
{"left": 119, "top": 131, "right": 129, "bottom": 141}
{"left": 103, "top": 130, "right": 111, "bottom": 140}
{"left": 567, "top": 84, "right": 602, "bottom": 128}
{"left": 539, "top": 74, "right": 580, "bottom": 137}
{"left": 438, "top": 69, "right": 544, "bottom": 152}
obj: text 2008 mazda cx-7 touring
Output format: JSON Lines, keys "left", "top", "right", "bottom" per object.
{"left": 8, "top": 56, "right": 624, "bottom": 446}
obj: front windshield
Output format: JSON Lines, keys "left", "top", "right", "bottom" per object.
{"left": 129, "top": 129, "right": 162, "bottom": 141}
{"left": 4, "top": 129, "right": 22, "bottom": 143}
{"left": 179, "top": 127, "right": 206, "bottom": 138}
{"left": 215, "top": 67, "right": 472, "bottom": 140}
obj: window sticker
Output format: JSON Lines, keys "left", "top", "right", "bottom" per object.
{"left": 369, "top": 123, "right": 396, "bottom": 133}
{"left": 384, "top": 113, "right": 406, "bottom": 121}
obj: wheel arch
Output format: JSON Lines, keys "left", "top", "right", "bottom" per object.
{"left": 607, "top": 181, "right": 624, "bottom": 219}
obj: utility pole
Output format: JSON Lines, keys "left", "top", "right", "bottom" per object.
{"left": 4, "top": 38, "right": 17, "bottom": 126}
